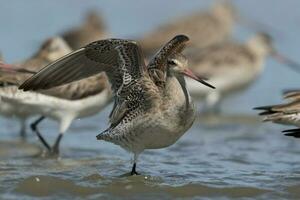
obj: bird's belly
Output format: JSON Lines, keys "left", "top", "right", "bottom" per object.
{"left": 0, "top": 88, "right": 71, "bottom": 121}
{"left": 0, "top": 96, "right": 37, "bottom": 118}
{"left": 121, "top": 104, "right": 196, "bottom": 152}
{"left": 140, "top": 124, "right": 186, "bottom": 149}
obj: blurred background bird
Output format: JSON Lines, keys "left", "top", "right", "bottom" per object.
{"left": 139, "top": 1, "right": 237, "bottom": 57}
{"left": 0, "top": 37, "right": 72, "bottom": 138}
{"left": 0, "top": 37, "right": 113, "bottom": 154}
{"left": 185, "top": 33, "right": 300, "bottom": 113}
{"left": 61, "top": 10, "right": 108, "bottom": 49}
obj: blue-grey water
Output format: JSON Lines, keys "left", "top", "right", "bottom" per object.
{"left": 1, "top": 0, "right": 300, "bottom": 199}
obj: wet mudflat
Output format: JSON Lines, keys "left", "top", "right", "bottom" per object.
{"left": 1, "top": 112, "right": 300, "bottom": 199}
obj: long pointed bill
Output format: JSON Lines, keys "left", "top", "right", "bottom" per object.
{"left": 0, "top": 62, "right": 36, "bottom": 74}
{"left": 182, "top": 68, "right": 215, "bottom": 89}
{"left": 271, "top": 51, "right": 300, "bottom": 73}
{"left": 0, "top": 62, "right": 14, "bottom": 72}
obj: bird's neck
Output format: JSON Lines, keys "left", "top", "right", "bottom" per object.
{"left": 164, "top": 74, "right": 191, "bottom": 111}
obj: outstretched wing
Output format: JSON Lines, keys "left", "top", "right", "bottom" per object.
{"left": 148, "top": 35, "right": 189, "bottom": 71}
{"left": 19, "top": 39, "right": 146, "bottom": 94}
{"left": 147, "top": 35, "right": 189, "bottom": 86}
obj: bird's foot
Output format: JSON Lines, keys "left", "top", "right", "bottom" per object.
{"left": 130, "top": 170, "right": 140, "bottom": 176}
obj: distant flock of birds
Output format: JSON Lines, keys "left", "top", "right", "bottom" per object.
{"left": 0, "top": 1, "right": 300, "bottom": 175}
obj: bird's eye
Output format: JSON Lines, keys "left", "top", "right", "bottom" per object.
{"left": 167, "top": 60, "right": 176, "bottom": 65}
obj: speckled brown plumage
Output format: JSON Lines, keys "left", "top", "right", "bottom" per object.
{"left": 19, "top": 35, "right": 214, "bottom": 174}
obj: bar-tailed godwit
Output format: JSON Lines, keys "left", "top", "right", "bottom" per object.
{"left": 19, "top": 35, "right": 215, "bottom": 174}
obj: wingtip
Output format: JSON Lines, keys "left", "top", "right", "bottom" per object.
{"left": 253, "top": 106, "right": 270, "bottom": 110}
{"left": 96, "top": 129, "right": 108, "bottom": 140}
{"left": 284, "top": 133, "right": 300, "bottom": 138}
{"left": 18, "top": 81, "right": 38, "bottom": 91}
{"left": 96, "top": 134, "right": 102, "bottom": 140}
{"left": 282, "top": 128, "right": 300, "bottom": 138}
{"left": 18, "top": 82, "right": 29, "bottom": 91}
{"left": 175, "top": 34, "right": 190, "bottom": 42}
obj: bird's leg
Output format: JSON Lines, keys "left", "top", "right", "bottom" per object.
{"left": 51, "top": 133, "right": 63, "bottom": 154}
{"left": 130, "top": 163, "right": 139, "bottom": 175}
{"left": 51, "top": 118, "right": 73, "bottom": 155}
{"left": 30, "top": 116, "right": 51, "bottom": 151}
{"left": 130, "top": 153, "right": 140, "bottom": 175}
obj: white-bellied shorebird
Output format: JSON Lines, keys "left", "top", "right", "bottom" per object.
{"left": 255, "top": 91, "right": 300, "bottom": 138}
{"left": 0, "top": 38, "right": 112, "bottom": 154}
{"left": 61, "top": 11, "right": 107, "bottom": 49}
{"left": 185, "top": 33, "right": 300, "bottom": 112}
{"left": 0, "top": 70, "right": 111, "bottom": 154}
{"left": 19, "top": 35, "right": 215, "bottom": 174}
{"left": 0, "top": 37, "right": 72, "bottom": 138}
{"left": 140, "top": 1, "right": 237, "bottom": 56}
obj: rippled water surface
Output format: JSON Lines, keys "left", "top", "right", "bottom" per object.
{"left": 1, "top": 0, "right": 300, "bottom": 199}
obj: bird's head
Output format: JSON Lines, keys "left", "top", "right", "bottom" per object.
{"left": 167, "top": 53, "right": 215, "bottom": 89}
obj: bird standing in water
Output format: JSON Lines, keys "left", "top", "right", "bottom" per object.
{"left": 19, "top": 35, "right": 214, "bottom": 174}
{"left": 0, "top": 37, "right": 72, "bottom": 138}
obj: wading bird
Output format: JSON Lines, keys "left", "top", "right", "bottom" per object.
{"left": 19, "top": 35, "right": 214, "bottom": 174}
{"left": 0, "top": 37, "right": 72, "bottom": 138}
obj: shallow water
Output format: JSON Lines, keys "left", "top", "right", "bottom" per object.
{"left": 1, "top": 0, "right": 300, "bottom": 199}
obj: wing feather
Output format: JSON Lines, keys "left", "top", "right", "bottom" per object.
{"left": 19, "top": 39, "right": 146, "bottom": 94}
